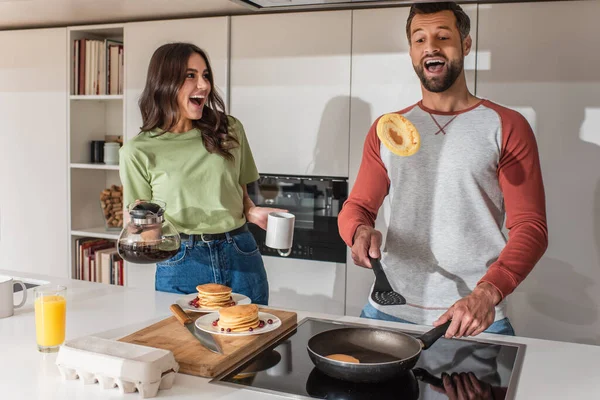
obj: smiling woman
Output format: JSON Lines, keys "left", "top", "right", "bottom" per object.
{"left": 119, "top": 42, "right": 286, "bottom": 304}
{"left": 137, "top": 43, "right": 237, "bottom": 159}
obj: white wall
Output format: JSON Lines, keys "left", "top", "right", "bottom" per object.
{"left": 477, "top": 0, "right": 600, "bottom": 345}
{"left": 0, "top": 28, "right": 69, "bottom": 278}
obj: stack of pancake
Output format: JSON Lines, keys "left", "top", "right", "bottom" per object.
{"left": 196, "top": 283, "right": 235, "bottom": 309}
{"left": 218, "top": 304, "right": 260, "bottom": 332}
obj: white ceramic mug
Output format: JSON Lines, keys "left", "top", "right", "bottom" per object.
{"left": 0, "top": 275, "right": 27, "bottom": 318}
{"left": 265, "top": 212, "right": 295, "bottom": 257}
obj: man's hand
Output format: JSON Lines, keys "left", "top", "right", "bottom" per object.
{"left": 350, "top": 225, "right": 382, "bottom": 268}
{"left": 434, "top": 283, "right": 502, "bottom": 338}
{"left": 430, "top": 372, "right": 496, "bottom": 400}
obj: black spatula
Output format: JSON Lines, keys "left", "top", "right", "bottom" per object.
{"left": 370, "top": 256, "right": 406, "bottom": 306}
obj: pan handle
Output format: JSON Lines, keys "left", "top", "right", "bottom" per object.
{"left": 412, "top": 368, "right": 444, "bottom": 388}
{"left": 418, "top": 320, "right": 451, "bottom": 350}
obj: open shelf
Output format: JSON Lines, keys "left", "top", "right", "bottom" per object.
{"left": 70, "top": 95, "right": 123, "bottom": 100}
{"left": 71, "top": 163, "right": 119, "bottom": 170}
{"left": 71, "top": 227, "right": 120, "bottom": 240}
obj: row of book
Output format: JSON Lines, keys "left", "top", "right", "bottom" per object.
{"left": 75, "top": 238, "right": 124, "bottom": 286}
{"left": 73, "top": 38, "right": 124, "bottom": 96}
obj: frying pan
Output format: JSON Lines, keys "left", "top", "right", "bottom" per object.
{"left": 307, "top": 321, "right": 451, "bottom": 383}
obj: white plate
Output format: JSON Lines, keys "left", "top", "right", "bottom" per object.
{"left": 195, "top": 311, "right": 282, "bottom": 336}
{"left": 175, "top": 293, "right": 251, "bottom": 313}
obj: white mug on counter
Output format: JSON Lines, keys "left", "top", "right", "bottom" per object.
{"left": 265, "top": 212, "right": 295, "bottom": 257}
{"left": 0, "top": 275, "right": 27, "bottom": 318}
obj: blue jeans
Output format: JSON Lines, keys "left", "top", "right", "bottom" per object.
{"left": 360, "top": 303, "right": 515, "bottom": 336}
{"left": 155, "top": 225, "right": 269, "bottom": 305}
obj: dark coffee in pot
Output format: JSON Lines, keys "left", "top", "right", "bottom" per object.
{"left": 117, "top": 243, "right": 179, "bottom": 264}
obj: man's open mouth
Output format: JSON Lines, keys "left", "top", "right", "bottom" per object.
{"left": 424, "top": 58, "right": 446, "bottom": 73}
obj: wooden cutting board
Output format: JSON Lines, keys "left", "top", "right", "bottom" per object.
{"left": 118, "top": 307, "right": 297, "bottom": 378}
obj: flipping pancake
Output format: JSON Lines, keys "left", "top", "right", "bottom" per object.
{"left": 218, "top": 304, "right": 260, "bottom": 332}
{"left": 196, "top": 283, "right": 235, "bottom": 309}
{"left": 376, "top": 113, "right": 421, "bottom": 157}
{"left": 325, "top": 354, "right": 360, "bottom": 363}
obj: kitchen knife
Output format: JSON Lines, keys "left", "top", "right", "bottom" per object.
{"left": 169, "top": 304, "right": 223, "bottom": 355}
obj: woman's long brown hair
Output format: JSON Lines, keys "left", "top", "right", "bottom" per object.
{"left": 139, "top": 42, "right": 238, "bottom": 160}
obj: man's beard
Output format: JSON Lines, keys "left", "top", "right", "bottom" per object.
{"left": 413, "top": 57, "right": 464, "bottom": 93}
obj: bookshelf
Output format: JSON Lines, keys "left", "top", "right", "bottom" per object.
{"left": 67, "top": 23, "right": 126, "bottom": 286}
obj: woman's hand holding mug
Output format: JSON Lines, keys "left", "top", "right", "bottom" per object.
{"left": 265, "top": 212, "right": 295, "bottom": 257}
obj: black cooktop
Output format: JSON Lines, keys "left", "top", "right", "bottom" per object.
{"left": 215, "top": 318, "right": 525, "bottom": 400}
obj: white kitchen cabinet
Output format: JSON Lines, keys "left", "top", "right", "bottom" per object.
{"left": 0, "top": 28, "right": 69, "bottom": 277}
{"left": 476, "top": 0, "right": 600, "bottom": 345}
{"left": 230, "top": 11, "right": 352, "bottom": 177}
{"left": 123, "top": 17, "right": 229, "bottom": 289}
{"left": 345, "top": 6, "right": 478, "bottom": 316}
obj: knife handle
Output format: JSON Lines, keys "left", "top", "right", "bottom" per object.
{"left": 170, "top": 304, "right": 193, "bottom": 326}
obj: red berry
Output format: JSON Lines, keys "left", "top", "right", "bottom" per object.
{"left": 267, "top": 319, "right": 273, "bottom": 324}
{"left": 249, "top": 327, "right": 253, "bottom": 332}
{"left": 212, "top": 320, "right": 218, "bottom": 326}
{"left": 226, "top": 328, "right": 231, "bottom": 333}
{"left": 194, "top": 304, "right": 199, "bottom": 308}
{"left": 221, "top": 328, "right": 224, "bottom": 332}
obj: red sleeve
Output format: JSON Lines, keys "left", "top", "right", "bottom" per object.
{"left": 338, "top": 118, "right": 390, "bottom": 247}
{"left": 478, "top": 102, "right": 548, "bottom": 299}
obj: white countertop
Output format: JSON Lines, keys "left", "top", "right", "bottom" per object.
{"left": 0, "top": 269, "right": 596, "bottom": 399}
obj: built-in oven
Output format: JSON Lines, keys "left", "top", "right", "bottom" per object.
{"left": 246, "top": 174, "right": 348, "bottom": 263}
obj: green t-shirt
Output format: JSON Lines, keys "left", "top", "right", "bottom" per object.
{"left": 119, "top": 116, "right": 259, "bottom": 234}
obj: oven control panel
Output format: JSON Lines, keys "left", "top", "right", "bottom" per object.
{"left": 258, "top": 242, "right": 314, "bottom": 258}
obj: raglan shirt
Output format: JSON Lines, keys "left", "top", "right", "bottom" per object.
{"left": 338, "top": 100, "right": 548, "bottom": 325}
{"left": 119, "top": 116, "right": 259, "bottom": 235}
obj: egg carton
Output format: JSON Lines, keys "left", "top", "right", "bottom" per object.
{"left": 56, "top": 336, "right": 179, "bottom": 398}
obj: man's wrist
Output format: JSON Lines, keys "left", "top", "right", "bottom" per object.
{"left": 353, "top": 225, "right": 371, "bottom": 243}
{"left": 475, "top": 282, "right": 503, "bottom": 305}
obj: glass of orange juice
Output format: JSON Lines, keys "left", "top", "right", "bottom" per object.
{"left": 34, "top": 285, "right": 67, "bottom": 353}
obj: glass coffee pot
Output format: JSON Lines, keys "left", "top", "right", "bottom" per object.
{"left": 117, "top": 200, "right": 181, "bottom": 264}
